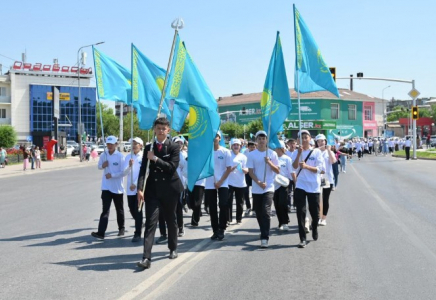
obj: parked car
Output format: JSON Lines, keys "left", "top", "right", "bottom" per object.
{"left": 124, "top": 142, "right": 131, "bottom": 152}
{"left": 96, "top": 145, "right": 105, "bottom": 155}
{"left": 66, "top": 145, "right": 75, "bottom": 156}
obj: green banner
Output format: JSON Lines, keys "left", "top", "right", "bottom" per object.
{"left": 283, "top": 120, "right": 336, "bottom": 130}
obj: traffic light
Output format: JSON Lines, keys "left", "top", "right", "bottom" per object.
{"left": 412, "top": 106, "right": 419, "bottom": 120}
{"left": 329, "top": 67, "right": 336, "bottom": 82}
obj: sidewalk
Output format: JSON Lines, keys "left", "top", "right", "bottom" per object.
{"left": 0, "top": 156, "right": 98, "bottom": 178}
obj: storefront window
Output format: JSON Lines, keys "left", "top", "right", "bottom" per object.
{"left": 348, "top": 104, "right": 356, "bottom": 120}
{"left": 364, "top": 105, "right": 372, "bottom": 120}
{"left": 331, "top": 103, "right": 339, "bottom": 119}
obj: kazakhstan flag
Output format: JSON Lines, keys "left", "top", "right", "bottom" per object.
{"left": 293, "top": 5, "right": 339, "bottom": 98}
{"left": 261, "top": 32, "right": 292, "bottom": 150}
{"left": 165, "top": 34, "right": 220, "bottom": 191}
{"left": 93, "top": 46, "right": 131, "bottom": 103}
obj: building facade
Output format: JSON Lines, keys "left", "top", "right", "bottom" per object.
{"left": 0, "top": 62, "right": 96, "bottom": 148}
{"left": 217, "top": 89, "right": 384, "bottom": 139}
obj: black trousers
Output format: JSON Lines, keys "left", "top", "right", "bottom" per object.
{"left": 322, "top": 185, "right": 333, "bottom": 216}
{"left": 190, "top": 185, "right": 205, "bottom": 226}
{"left": 127, "top": 194, "right": 143, "bottom": 237}
{"left": 252, "top": 192, "right": 273, "bottom": 240}
{"left": 294, "top": 188, "right": 320, "bottom": 242}
{"left": 243, "top": 174, "right": 252, "bottom": 209}
{"left": 228, "top": 185, "right": 245, "bottom": 223}
{"left": 405, "top": 147, "right": 410, "bottom": 160}
{"left": 97, "top": 190, "right": 125, "bottom": 237}
{"left": 287, "top": 180, "right": 295, "bottom": 206}
{"left": 176, "top": 191, "right": 184, "bottom": 229}
{"left": 142, "top": 194, "right": 178, "bottom": 260}
{"left": 205, "top": 187, "right": 228, "bottom": 233}
{"left": 273, "top": 186, "right": 289, "bottom": 226}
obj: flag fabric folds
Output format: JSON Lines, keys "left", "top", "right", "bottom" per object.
{"left": 93, "top": 46, "right": 131, "bottom": 103}
{"left": 165, "top": 34, "right": 220, "bottom": 191}
{"left": 293, "top": 5, "right": 339, "bottom": 98}
{"left": 261, "top": 32, "right": 292, "bottom": 149}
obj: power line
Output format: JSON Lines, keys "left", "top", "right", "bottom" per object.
{"left": 0, "top": 53, "right": 19, "bottom": 62}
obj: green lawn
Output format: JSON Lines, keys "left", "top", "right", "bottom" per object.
{"left": 394, "top": 149, "right": 436, "bottom": 159}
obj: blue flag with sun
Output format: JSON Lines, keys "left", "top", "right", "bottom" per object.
{"left": 93, "top": 46, "right": 131, "bottom": 104}
{"left": 293, "top": 5, "right": 339, "bottom": 98}
{"left": 261, "top": 32, "right": 292, "bottom": 149}
{"left": 165, "top": 34, "right": 220, "bottom": 191}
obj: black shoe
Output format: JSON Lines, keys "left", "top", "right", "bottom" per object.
{"left": 210, "top": 232, "right": 219, "bottom": 240}
{"left": 156, "top": 235, "right": 168, "bottom": 244}
{"left": 131, "top": 235, "right": 141, "bottom": 243}
{"left": 117, "top": 229, "right": 125, "bottom": 237}
{"left": 91, "top": 232, "right": 104, "bottom": 240}
{"left": 137, "top": 258, "right": 151, "bottom": 269}
{"left": 298, "top": 240, "right": 307, "bottom": 248}
{"left": 217, "top": 230, "right": 225, "bottom": 241}
{"left": 178, "top": 227, "right": 185, "bottom": 237}
{"left": 312, "top": 229, "right": 318, "bottom": 241}
{"left": 169, "top": 250, "right": 178, "bottom": 259}
{"left": 190, "top": 222, "right": 199, "bottom": 227}
{"left": 236, "top": 220, "right": 242, "bottom": 225}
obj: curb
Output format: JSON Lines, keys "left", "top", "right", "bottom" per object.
{"left": 392, "top": 155, "right": 436, "bottom": 161}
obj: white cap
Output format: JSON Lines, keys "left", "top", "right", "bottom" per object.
{"left": 255, "top": 130, "right": 268, "bottom": 138}
{"left": 173, "top": 137, "right": 183, "bottom": 144}
{"left": 105, "top": 136, "right": 117, "bottom": 144}
{"left": 216, "top": 131, "right": 222, "bottom": 137}
{"left": 298, "top": 130, "right": 311, "bottom": 137}
{"left": 309, "top": 139, "right": 315, "bottom": 146}
{"left": 232, "top": 139, "right": 242, "bottom": 145}
{"left": 279, "top": 141, "right": 286, "bottom": 149}
{"left": 315, "top": 134, "right": 326, "bottom": 141}
{"left": 132, "top": 137, "right": 143, "bottom": 145}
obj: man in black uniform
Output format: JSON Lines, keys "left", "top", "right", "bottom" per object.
{"left": 136, "top": 118, "right": 184, "bottom": 269}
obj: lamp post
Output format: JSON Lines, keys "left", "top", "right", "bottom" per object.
{"left": 77, "top": 41, "right": 104, "bottom": 162}
{"left": 382, "top": 85, "right": 390, "bottom": 138}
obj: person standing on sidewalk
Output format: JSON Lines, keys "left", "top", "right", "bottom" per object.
{"left": 122, "top": 137, "right": 144, "bottom": 243}
{"left": 0, "top": 147, "right": 6, "bottom": 168}
{"left": 91, "top": 136, "right": 126, "bottom": 240}
{"left": 247, "top": 131, "right": 280, "bottom": 248}
{"left": 404, "top": 137, "right": 412, "bottom": 160}
{"left": 34, "top": 146, "right": 41, "bottom": 169}
{"left": 292, "top": 130, "right": 324, "bottom": 248}
{"left": 136, "top": 118, "right": 184, "bottom": 269}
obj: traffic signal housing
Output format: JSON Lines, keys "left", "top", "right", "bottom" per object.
{"left": 412, "top": 106, "right": 419, "bottom": 120}
{"left": 329, "top": 67, "right": 336, "bottom": 82}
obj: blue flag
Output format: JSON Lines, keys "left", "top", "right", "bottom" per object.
{"left": 165, "top": 34, "right": 220, "bottom": 191}
{"left": 293, "top": 5, "right": 339, "bottom": 98}
{"left": 93, "top": 47, "right": 131, "bottom": 103}
{"left": 261, "top": 32, "right": 292, "bottom": 149}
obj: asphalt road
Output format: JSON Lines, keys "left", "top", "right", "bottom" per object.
{"left": 1, "top": 154, "right": 435, "bottom": 300}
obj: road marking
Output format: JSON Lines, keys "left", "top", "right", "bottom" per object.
{"left": 350, "top": 163, "right": 436, "bottom": 264}
{"left": 118, "top": 216, "right": 251, "bottom": 300}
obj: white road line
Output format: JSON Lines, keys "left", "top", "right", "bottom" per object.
{"left": 350, "top": 163, "right": 436, "bottom": 264}
{"left": 118, "top": 216, "right": 252, "bottom": 300}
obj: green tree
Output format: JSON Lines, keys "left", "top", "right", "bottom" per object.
{"left": 96, "top": 102, "right": 121, "bottom": 138}
{"left": 219, "top": 121, "right": 244, "bottom": 138}
{"left": 387, "top": 106, "right": 409, "bottom": 122}
{"left": 246, "top": 118, "right": 264, "bottom": 139}
{"left": 0, "top": 125, "right": 17, "bottom": 148}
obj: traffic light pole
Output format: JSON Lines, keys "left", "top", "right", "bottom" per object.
{"left": 336, "top": 76, "right": 418, "bottom": 160}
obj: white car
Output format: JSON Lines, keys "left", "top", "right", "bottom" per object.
{"left": 66, "top": 145, "right": 75, "bottom": 156}
{"left": 96, "top": 145, "right": 105, "bottom": 155}
{"left": 124, "top": 142, "right": 131, "bottom": 152}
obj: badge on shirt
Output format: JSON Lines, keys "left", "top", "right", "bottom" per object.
{"left": 113, "top": 162, "right": 119, "bottom": 166}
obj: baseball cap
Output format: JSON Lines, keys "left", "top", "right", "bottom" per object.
{"left": 173, "top": 137, "right": 183, "bottom": 144}
{"left": 298, "top": 130, "right": 311, "bottom": 137}
{"left": 231, "top": 139, "right": 242, "bottom": 145}
{"left": 279, "top": 141, "right": 286, "bottom": 149}
{"left": 255, "top": 130, "right": 268, "bottom": 138}
{"left": 106, "top": 136, "right": 117, "bottom": 144}
{"left": 132, "top": 137, "right": 143, "bottom": 145}
{"left": 216, "top": 130, "right": 222, "bottom": 137}
{"left": 315, "top": 134, "right": 326, "bottom": 141}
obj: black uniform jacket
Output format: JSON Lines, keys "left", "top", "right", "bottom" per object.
{"left": 137, "top": 138, "right": 184, "bottom": 198}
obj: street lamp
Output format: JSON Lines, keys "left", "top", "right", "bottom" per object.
{"left": 382, "top": 85, "right": 391, "bottom": 138}
{"left": 77, "top": 41, "right": 104, "bottom": 162}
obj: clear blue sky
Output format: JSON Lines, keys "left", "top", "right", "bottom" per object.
{"left": 1, "top": 0, "right": 435, "bottom": 103}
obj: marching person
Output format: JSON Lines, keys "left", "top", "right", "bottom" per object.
{"left": 122, "top": 137, "right": 144, "bottom": 243}
{"left": 91, "top": 136, "right": 126, "bottom": 240}
{"left": 273, "top": 141, "right": 293, "bottom": 231}
{"left": 205, "top": 131, "right": 232, "bottom": 241}
{"left": 285, "top": 138, "right": 298, "bottom": 210}
{"left": 243, "top": 141, "right": 256, "bottom": 215}
{"left": 315, "top": 134, "right": 336, "bottom": 226}
{"left": 292, "top": 130, "right": 324, "bottom": 248}
{"left": 136, "top": 118, "right": 184, "bottom": 269}
{"left": 190, "top": 178, "right": 206, "bottom": 227}
{"left": 247, "top": 131, "right": 280, "bottom": 248}
{"left": 173, "top": 137, "right": 188, "bottom": 237}
{"left": 227, "top": 139, "right": 248, "bottom": 224}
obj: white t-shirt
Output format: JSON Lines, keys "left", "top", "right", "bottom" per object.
{"left": 355, "top": 142, "right": 362, "bottom": 151}
{"left": 205, "top": 146, "right": 232, "bottom": 189}
{"left": 195, "top": 178, "right": 206, "bottom": 187}
{"left": 228, "top": 151, "right": 247, "bottom": 188}
{"left": 247, "top": 148, "right": 279, "bottom": 194}
{"left": 295, "top": 148, "right": 325, "bottom": 193}
{"left": 123, "top": 151, "right": 143, "bottom": 196}
{"left": 176, "top": 151, "right": 188, "bottom": 188}
{"left": 405, "top": 140, "right": 412, "bottom": 147}
{"left": 98, "top": 150, "right": 125, "bottom": 194}
{"left": 274, "top": 154, "right": 293, "bottom": 191}
{"left": 320, "top": 150, "right": 334, "bottom": 185}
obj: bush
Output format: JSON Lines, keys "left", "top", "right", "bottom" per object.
{"left": 0, "top": 126, "right": 17, "bottom": 148}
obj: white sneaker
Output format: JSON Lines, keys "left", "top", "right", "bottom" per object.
{"left": 260, "top": 239, "right": 268, "bottom": 248}
{"left": 319, "top": 219, "right": 327, "bottom": 226}
{"left": 283, "top": 224, "right": 289, "bottom": 231}
{"left": 304, "top": 218, "right": 311, "bottom": 233}
{"left": 278, "top": 225, "right": 284, "bottom": 230}
{"left": 343, "top": 170, "right": 346, "bottom": 173}
{"left": 332, "top": 186, "right": 336, "bottom": 191}
{"left": 245, "top": 208, "right": 251, "bottom": 215}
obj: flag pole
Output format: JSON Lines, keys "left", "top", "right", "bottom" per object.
{"left": 130, "top": 102, "right": 134, "bottom": 185}
{"left": 293, "top": 5, "right": 303, "bottom": 142}
{"left": 139, "top": 17, "right": 184, "bottom": 211}
{"left": 263, "top": 32, "right": 279, "bottom": 182}
{"left": 97, "top": 96, "right": 108, "bottom": 174}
